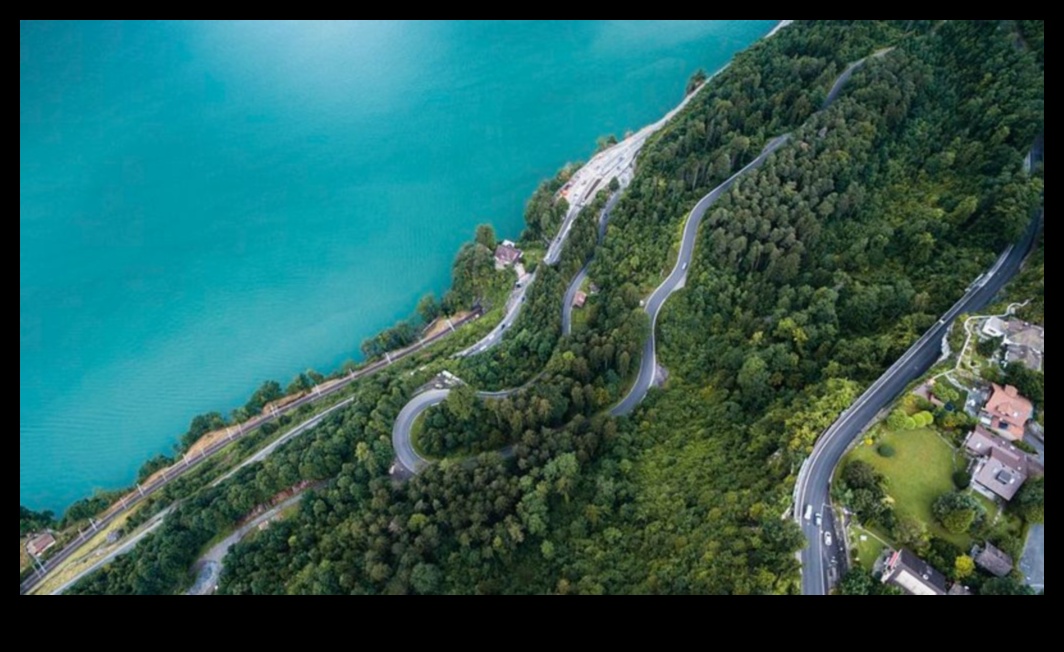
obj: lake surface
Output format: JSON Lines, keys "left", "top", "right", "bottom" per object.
{"left": 20, "top": 20, "right": 777, "bottom": 512}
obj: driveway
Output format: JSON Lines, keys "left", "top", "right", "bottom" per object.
{"left": 1019, "top": 433, "right": 1044, "bottom": 591}
{"left": 1020, "top": 525, "right": 1044, "bottom": 591}
{"left": 1026, "top": 435, "right": 1043, "bottom": 464}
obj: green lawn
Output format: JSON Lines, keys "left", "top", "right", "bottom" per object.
{"left": 850, "top": 526, "right": 887, "bottom": 572}
{"left": 850, "top": 428, "right": 970, "bottom": 547}
{"left": 571, "top": 303, "right": 592, "bottom": 332}
{"left": 974, "top": 494, "right": 999, "bottom": 522}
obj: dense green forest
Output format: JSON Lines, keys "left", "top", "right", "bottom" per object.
{"left": 68, "top": 20, "right": 1043, "bottom": 595}
{"left": 1009, "top": 230, "right": 1044, "bottom": 324}
{"left": 19, "top": 507, "right": 53, "bottom": 539}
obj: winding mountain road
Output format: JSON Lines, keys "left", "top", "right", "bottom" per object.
{"left": 392, "top": 389, "right": 451, "bottom": 474}
{"left": 393, "top": 128, "right": 790, "bottom": 470}
{"left": 392, "top": 49, "right": 929, "bottom": 503}
{"left": 460, "top": 81, "right": 713, "bottom": 359}
{"left": 390, "top": 368, "right": 550, "bottom": 475}
{"left": 392, "top": 52, "right": 868, "bottom": 472}
{"left": 562, "top": 192, "right": 621, "bottom": 336}
{"left": 611, "top": 134, "right": 791, "bottom": 416}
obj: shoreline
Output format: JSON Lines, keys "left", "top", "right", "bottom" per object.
{"left": 767, "top": 20, "right": 795, "bottom": 38}
{"left": 24, "top": 22, "right": 786, "bottom": 516}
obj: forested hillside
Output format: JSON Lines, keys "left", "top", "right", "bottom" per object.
{"left": 70, "top": 20, "right": 1043, "bottom": 595}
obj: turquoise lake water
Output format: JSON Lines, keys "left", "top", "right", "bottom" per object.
{"left": 20, "top": 20, "right": 776, "bottom": 512}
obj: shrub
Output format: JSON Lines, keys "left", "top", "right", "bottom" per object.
{"left": 952, "top": 470, "right": 971, "bottom": 490}
{"left": 887, "top": 410, "right": 909, "bottom": 430}
{"left": 878, "top": 444, "right": 896, "bottom": 458}
{"left": 933, "top": 492, "right": 983, "bottom": 535}
{"left": 914, "top": 411, "right": 935, "bottom": 428}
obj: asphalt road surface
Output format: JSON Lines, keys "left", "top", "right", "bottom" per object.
{"left": 456, "top": 272, "right": 536, "bottom": 358}
{"left": 187, "top": 494, "right": 305, "bottom": 596}
{"left": 562, "top": 266, "right": 590, "bottom": 337}
{"left": 545, "top": 82, "right": 705, "bottom": 266}
{"left": 823, "top": 49, "right": 892, "bottom": 109}
{"left": 611, "top": 135, "right": 791, "bottom": 416}
{"left": 1019, "top": 435, "right": 1044, "bottom": 591}
{"left": 391, "top": 379, "right": 535, "bottom": 475}
{"left": 797, "top": 210, "right": 1042, "bottom": 596}
{"left": 1019, "top": 524, "right": 1044, "bottom": 591}
{"left": 392, "top": 389, "right": 452, "bottom": 474}
{"left": 562, "top": 192, "right": 620, "bottom": 336}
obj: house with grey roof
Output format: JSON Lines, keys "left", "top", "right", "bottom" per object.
{"left": 1005, "top": 344, "right": 1043, "bottom": 372}
{"left": 494, "top": 241, "right": 523, "bottom": 270}
{"left": 26, "top": 532, "right": 56, "bottom": 559}
{"left": 1005, "top": 320, "right": 1044, "bottom": 353}
{"left": 964, "top": 426, "right": 1043, "bottom": 502}
{"left": 882, "top": 549, "right": 948, "bottom": 596}
{"left": 979, "top": 318, "right": 1044, "bottom": 372}
{"left": 974, "top": 447, "right": 1028, "bottom": 502}
{"left": 982, "top": 317, "right": 1009, "bottom": 340}
{"left": 965, "top": 426, "right": 1004, "bottom": 457}
{"left": 973, "top": 543, "right": 1014, "bottom": 578}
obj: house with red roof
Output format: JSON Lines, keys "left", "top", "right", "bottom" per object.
{"left": 980, "top": 384, "right": 1032, "bottom": 441}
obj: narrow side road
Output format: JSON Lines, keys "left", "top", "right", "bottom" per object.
{"left": 562, "top": 267, "right": 590, "bottom": 337}
{"left": 47, "top": 508, "right": 171, "bottom": 596}
{"left": 562, "top": 192, "right": 620, "bottom": 336}
{"left": 187, "top": 494, "right": 306, "bottom": 596}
